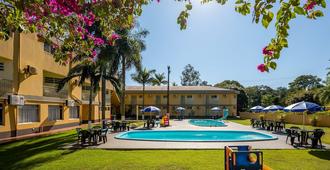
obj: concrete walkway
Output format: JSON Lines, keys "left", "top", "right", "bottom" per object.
{"left": 93, "top": 120, "right": 320, "bottom": 149}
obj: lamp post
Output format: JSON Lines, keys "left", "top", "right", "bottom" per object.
{"left": 167, "top": 66, "right": 170, "bottom": 113}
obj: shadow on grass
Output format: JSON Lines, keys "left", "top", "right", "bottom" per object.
{"left": 0, "top": 131, "right": 78, "bottom": 169}
{"left": 308, "top": 150, "right": 330, "bottom": 160}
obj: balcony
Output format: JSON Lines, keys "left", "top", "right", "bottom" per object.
{"left": 0, "top": 79, "right": 13, "bottom": 97}
{"left": 82, "top": 86, "right": 97, "bottom": 101}
{"left": 43, "top": 84, "right": 68, "bottom": 98}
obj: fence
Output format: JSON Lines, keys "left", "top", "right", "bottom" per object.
{"left": 239, "top": 112, "right": 330, "bottom": 127}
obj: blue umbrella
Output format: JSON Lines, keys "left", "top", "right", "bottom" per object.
{"left": 284, "top": 101, "right": 322, "bottom": 112}
{"left": 176, "top": 107, "right": 185, "bottom": 111}
{"left": 250, "top": 106, "right": 264, "bottom": 112}
{"left": 143, "top": 106, "right": 160, "bottom": 113}
{"left": 263, "top": 105, "right": 284, "bottom": 112}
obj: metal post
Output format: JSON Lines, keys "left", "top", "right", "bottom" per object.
{"left": 167, "top": 66, "right": 170, "bottom": 113}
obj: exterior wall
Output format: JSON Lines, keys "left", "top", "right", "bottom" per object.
{"left": 125, "top": 91, "right": 237, "bottom": 119}
{"left": 239, "top": 112, "right": 330, "bottom": 127}
{"left": 0, "top": 33, "right": 119, "bottom": 138}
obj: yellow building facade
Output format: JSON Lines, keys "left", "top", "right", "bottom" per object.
{"left": 0, "top": 33, "right": 119, "bottom": 138}
{"left": 124, "top": 86, "right": 238, "bottom": 119}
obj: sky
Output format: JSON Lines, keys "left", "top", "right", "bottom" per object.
{"left": 126, "top": 0, "right": 330, "bottom": 88}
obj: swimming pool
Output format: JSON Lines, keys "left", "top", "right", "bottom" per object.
{"left": 189, "top": 119, "right": 226, "bottom": 127}
{"left": 115, "top": 130, "right": 277, "bottom": 142}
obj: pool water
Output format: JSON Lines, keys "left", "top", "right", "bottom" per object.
{"left": 189, "top": 119, "right": 226, "bottom": 127}
{"left": 115, "top": 130, "right": 277, "bottom": 142}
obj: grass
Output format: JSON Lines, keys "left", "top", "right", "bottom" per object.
{"left": 228, "top": 118, "right": 330, "bottom": 144}
{"left": 0, "top": 130, "right": 329, "bottom": 170}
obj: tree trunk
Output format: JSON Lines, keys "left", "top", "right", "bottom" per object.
{"left": 120, "top": 55, "right": 126, "bottom": 120}
{"left": 88, "top": 83, "right": 93, "bottom": 129}
{"left": 101, "top": 68, "right": 106, "bottom": 128}
{"left": 142, "top": 83, "right": 145, "bottom": 120}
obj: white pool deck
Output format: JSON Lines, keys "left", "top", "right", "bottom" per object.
{"left": 84, "top": 120, "right": 328, "bottom": 150}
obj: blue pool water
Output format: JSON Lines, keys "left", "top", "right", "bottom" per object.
{"left": 115, "top": 130, "right": 277, "bottom": 142}
{"left": 189, "top": 119, "right": 226, "bottom": 127}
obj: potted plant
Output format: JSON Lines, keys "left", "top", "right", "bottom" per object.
{"left": 311, "top": 115, "right": 318, "bottom": 127}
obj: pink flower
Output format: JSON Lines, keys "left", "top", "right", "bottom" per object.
{"left": 92, "top": 50, "right": 97, "bottom": 58}
{"left": 157, "top": 0, "right": 160, "bottom": 3}
{"left": 109, "top": 33, "right": 121, "bottom": 45}
{"left": 94, "top": 37, "right": 105, "bottom": 46}
{"left": 305, "top": 1, "right": 317, "bottom": 11}
{"left": 262, "top": 46, "right": 273, "bottom": 56}
{"left": 257, "top": 64, "right": 266, "bottom": 72}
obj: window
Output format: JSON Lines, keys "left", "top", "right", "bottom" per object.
{"left": 0, "top": 63, "right": 4, "bottom": 71}
{"left": 69, "top": 106, "right": 79, "bottom": 119}
{"left": 186, "top": 95, "right": 193, "bottom": 104}
{"left": 139, "top": 95, "right": 142, "bottom": 98}
{"left": 44, "top": 43, "right": 55, "bottom": 54}
{"left": 48, "top": 105, "right": 63, "bottom": 121}
{"left": 0, "top": 104, "right": 3, "bottom": 125}
{"left": 19, "top": 105, "right": 39, "bottom": 123}
{"left": 211, "top": 95, "right": 218, "bottom": 99}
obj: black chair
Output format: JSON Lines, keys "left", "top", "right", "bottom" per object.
{"left": 308, "top": 129, "right": 325, "bottom": 149}
{"left": 76, "top": 128, "right": 82, "bottom": 144}
{"left": 99, "top": 128, "right": 109, "bottom": 143}
{"left": 80, "top": 130, "right": 92, "bottom": 145}
{"left": 286, "top": 128, "right": 301, "bottom": 145}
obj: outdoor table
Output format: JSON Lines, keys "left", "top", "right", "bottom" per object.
{"left": 298, "top": 129, "right": 314, "bottom": 146}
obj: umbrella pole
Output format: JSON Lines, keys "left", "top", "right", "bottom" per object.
{"left": 303, "top": 111, "right": 305, "bottom": 130}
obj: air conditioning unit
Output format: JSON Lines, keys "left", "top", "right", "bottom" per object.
{"left": 24, "top": 65, "right": 37, "bottom": 75}
{"left": 65, "top": 99, "right": 75, "bottom": 107}
{"left": 8, "top": 95, "right": 25, "bottom": 106}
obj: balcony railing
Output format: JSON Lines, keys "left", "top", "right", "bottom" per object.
{"left": 0, "top": 79, "right": 13, "bottom": 97}
{"left": 43, "top": 84, "right": 68, "bottom": 98}
{"left": 82, "top": 90, "right": 97, "bottom": 101}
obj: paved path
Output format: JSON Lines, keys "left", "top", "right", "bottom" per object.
{"left": 94, "top": 120, "right": 314, "bottom": 149}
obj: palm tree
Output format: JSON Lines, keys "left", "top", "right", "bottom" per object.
{"left": 116, "top": 29, "right": 148, "bottom": 120}
{"left": 152, "top": 73, "right": 167, "bottom": 86}
{"left": 131, "top": 67, "right": 156, "bottom": 119}
{"left": 58, "top": 56, "right": 120, "bottom": 129}
{"left": 97, "top": 46, "right": 121, "bottom": 127}
{"left": 58, "top": 62, "right": 100, "bottom": 129}
{"left": 316, "top": 86, "right": 330, "bottom": 105}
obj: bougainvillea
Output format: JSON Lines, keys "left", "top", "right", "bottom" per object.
{"left": 0, "top": 0, "right": 327, "bottom": 71}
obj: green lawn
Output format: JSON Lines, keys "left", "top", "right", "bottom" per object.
{"left": 0, "top": 130, "right": 329, "bottom": 170}
{"left": 228, "top": 118, "right": 330, "bottom": 144}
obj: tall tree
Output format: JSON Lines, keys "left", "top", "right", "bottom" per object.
{"left": 152, "top": 73, "right": 167, "bottom": 86}
{"left": 58, "top": 60, "right": 118, "bottom": 129}
{"left": 316, "top": 86, "right": 330, "bottom": 105}
{"left": 131, "top": 67, "right": 156, "bottom": 119}
{"left": 245, "top": 85, "right": 275, "bottom": 108}
{"left": 180, "top": 64, "right": 201, "bottom": 86}
{"left": 116, "top": 29, "right": 148, "bottom": 120}
{"left": 215, "top": 80, "right": 248, "bottom": 112}
{"left": 289, "top": 75, "right": 323, "bottom": 91}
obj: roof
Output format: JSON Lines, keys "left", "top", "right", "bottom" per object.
{"left": 125, "top": 86, "right": 239, "bottom": 94}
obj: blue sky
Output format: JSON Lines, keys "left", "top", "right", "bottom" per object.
{"left": 126, "top": 1, "right": 330, "bottom": 88}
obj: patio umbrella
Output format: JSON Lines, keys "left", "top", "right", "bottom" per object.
{"left": 176, "top": 107, "right": 185, "bottom": 111}
{"left": 263, "top": 105, "right": 284, "bottom": 112}
{"left": 211, "top": 107, "right": 221, "bottom": 111}
{"left": 250, "top": 106, "right": 264, "bottom": 112}
{"left": 176, "top": 107, "right": 185, "bottom": 119}
{"left": 211, "top": 107, "right": 221, "bottom": 118}
{"left": 143, "top": 106, "right": 160, "bottom": 118}
{"left": 284, "top": 101, "right": 322, "bottom": 112}
{"left": 284, "top": 101, "right": 323, "bottom": 130}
